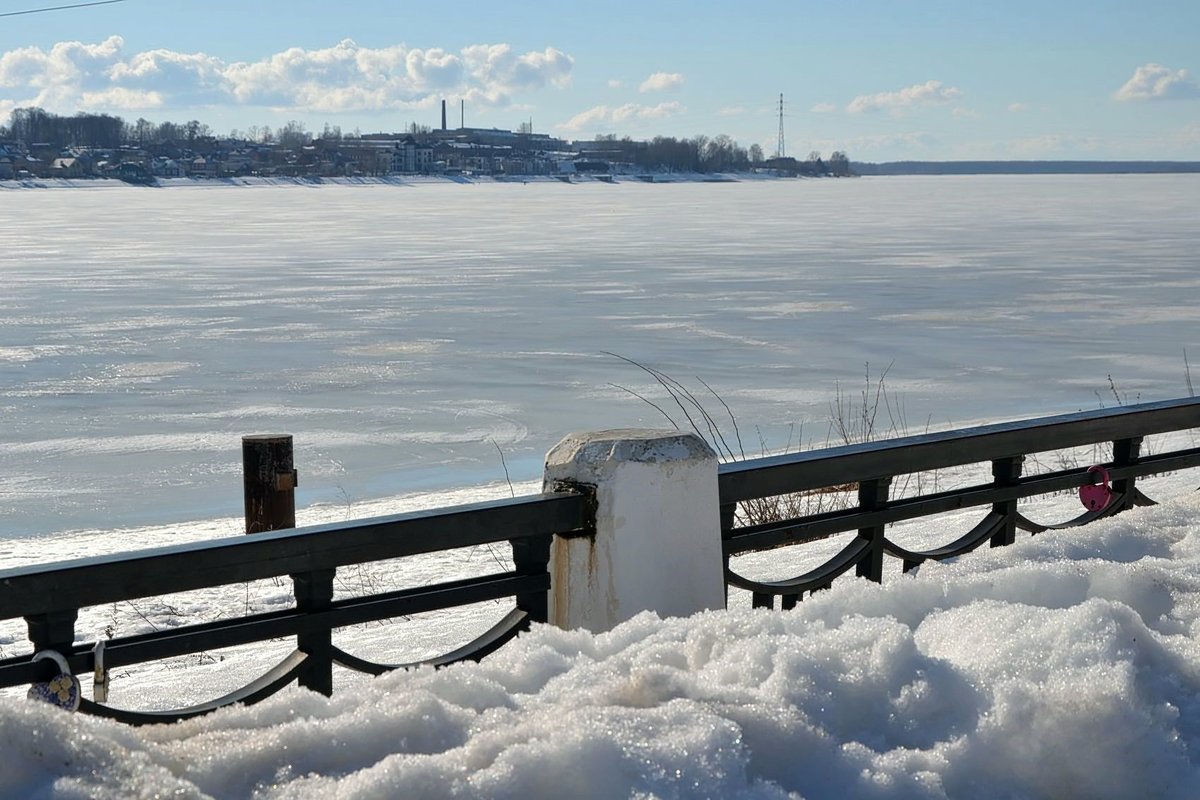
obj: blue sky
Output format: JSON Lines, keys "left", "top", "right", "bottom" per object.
{"left": 1, "top": 0, "right": 1198, "bottom": 160}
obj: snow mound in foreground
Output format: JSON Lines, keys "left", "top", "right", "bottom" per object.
{"left": 5, "top": 492, "right": 1200, "bottom": 799}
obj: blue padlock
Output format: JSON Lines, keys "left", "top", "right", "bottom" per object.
{"left": 27, "top": 650, "right": 82, "bottom": 712}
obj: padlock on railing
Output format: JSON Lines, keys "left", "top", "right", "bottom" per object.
{"left": 1079, "top": 465, "right": 1113, "bottom": 512}
{"left": 93, "top": 640, "right": 108, "bottom": 703}
{"left": 26, "top": 650, "right": 82, "bottom": 712}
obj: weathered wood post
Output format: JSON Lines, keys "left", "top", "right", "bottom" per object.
{"left": 242, "top": 434, "right": 332, "bottom": 695}
{"left": 242, "top": 434, "right": 297, "bottom": 534}
{"left": 543, "top": 429, "right": 725, "bottom": 632}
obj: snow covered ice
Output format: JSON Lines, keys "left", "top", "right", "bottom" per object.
{"left": 3, "top": 176, "right": 1200, "bottom": 540}
{"left": 3, "top": 174, "right": 1200, "bottom": 796}
{"left": 6, "top": 485, "right": 1200, "bottom": 799}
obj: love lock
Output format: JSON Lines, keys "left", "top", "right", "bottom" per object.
{"left": 26, "top": 650, "right": 82, "bottom": 712}
{"left": 1079, "top": 465, "right": 1114, "bottom": 512}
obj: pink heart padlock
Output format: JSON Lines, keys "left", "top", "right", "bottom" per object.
{"left": 1079, "top": 465, "right": 1113, "bottom": 512}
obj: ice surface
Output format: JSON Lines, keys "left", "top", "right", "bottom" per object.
{"left": 2, "top": 176, "right": 1199, "bottom": 539}
{"left": 4, "top": 174, "right": 1200, "bottom": 792}
{"left": 5, "top": 482, "right": 1200, "bottom": 798}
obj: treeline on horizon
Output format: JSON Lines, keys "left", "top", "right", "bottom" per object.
{"left": 854, "top": 160, "right": 1200, "bottom": 175}
{"left": 1, "top": 106, "right": 854, "bottom": 175}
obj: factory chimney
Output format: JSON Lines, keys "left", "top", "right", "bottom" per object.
{"left": 441, "top": 99, "right": 447, "bottom": 131}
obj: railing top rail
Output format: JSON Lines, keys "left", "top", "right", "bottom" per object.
{"left": 718, "top": 396, "right": 1200, "bottom": 503}
{"left": 0, "top": 492, "right": 588, "bottom": 619}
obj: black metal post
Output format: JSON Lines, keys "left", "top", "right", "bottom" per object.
{"left": 25, "top": 610, "right": 78, "bottom": 681}
{"left": 752, "top": 592, "right": 774, "bottom": 609}
{"left": 719, "top": 502, "right": 737, "bottom": 607}
{"left": 1112, "top": 437, "right": 1143, "bottom": 512}
{"left": 990, "top": 456, "right": 1023, "bottom": 547}
{"left": 512, "top": 534, "right": 552, "bottom": 624}
{"left": 26, "top": 610, "right": 77, "bottom": 653}
{"left": 293, "top": 569, "right": 334, "bottom": 696}
{"left": 856, "top": 477, "right": 892, "bottom": 582}
{"left": 242, "top": 434, "right": 297, "bottom": 534}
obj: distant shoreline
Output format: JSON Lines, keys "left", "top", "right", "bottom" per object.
{"left": 0, "top": 173, "right": 774, "bottom": 190}
{"left": 852, "top": 160, "right": 1200, "bottom": 175}
{"left": 3, "top": 166, "right": 1199, "bottom": 190}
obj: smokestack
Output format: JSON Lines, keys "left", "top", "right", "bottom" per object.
{"left": 441, "top": 99, "right": 447, "bottom": 131}
{"left": 461, "top": 99, "right": 465, "bottom": 129}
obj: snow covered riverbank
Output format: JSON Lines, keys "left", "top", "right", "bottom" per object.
{"left": 5, "top": 476, "right": 1200, "bottom": 798}
{"left": 0, "top": 172, "right": 776, "bottom": 191}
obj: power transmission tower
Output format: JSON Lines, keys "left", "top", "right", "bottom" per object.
{"left": 776, "top": 93, "right": 786, "bottom": 159}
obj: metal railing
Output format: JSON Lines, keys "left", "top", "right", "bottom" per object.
{"left": 718, "top": 397, "right": 1200, "bottom": 608}
{"left": 0, "top": 492, "right": 591, "bottom": 724}
{"left": 4, "top": 396, "right": 1199, "bottom": 723}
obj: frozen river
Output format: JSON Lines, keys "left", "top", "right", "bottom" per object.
{"left": 1, "top": 175, "right": 1198, "bottom": 539}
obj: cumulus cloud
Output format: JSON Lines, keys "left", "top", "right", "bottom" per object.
{"left": 639, "top": 72, "right": 684, "bottom": 93}
{"left": 0, "top": 36, "right": 575, "bottom": 115}
{"left": 1114, "top": 63, "right": 1200, "bottom": 101}
{"left": 1008, "top": 102, "right": 1029, "bottom": 113}
{"left": 558, "top": 101, "right": 684, "bottom": 132}
{"left": 717, "top": 105, "right": 745, "bottom": 116}
{"left": 810, "top": 103, "right": 836, "bottom": 113}
{"left": 847, "top": 80, "right": 963, "bottom": 114}
{"left": 607, "top": 79, "right": 623, "bottom": 89}
{"left": 80, "top": 87, "right": 165, "bottom": 110}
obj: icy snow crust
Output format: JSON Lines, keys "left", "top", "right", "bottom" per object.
{"left": 5, "top": 489, "right": 1200, "bottom": 798}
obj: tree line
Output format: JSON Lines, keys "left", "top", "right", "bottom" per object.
{"left": 2, "top": 107, "right": 852, "bottom": 176}
{"left": 0, "top": 108, "right": 321, "bottom": 150}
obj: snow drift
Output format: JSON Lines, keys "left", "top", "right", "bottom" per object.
{"left": 5, "top": 489, "right": 1200, "bottom": 798}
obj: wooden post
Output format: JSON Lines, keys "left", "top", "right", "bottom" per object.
{"left": 242, "top": 435, "right": 331, "bottom": 695}
{"left": 242, "top": 434, "right": 297, "bottom": 534}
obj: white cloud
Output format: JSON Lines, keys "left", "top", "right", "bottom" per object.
{"left": 717, "top": 105, "right": 745, "bottom": 116}
{"left": 1008, "top": 102, "right": 1029, "bottom": 113}
{"left": 952, "top": 107, "right": 980, "bottom": 119}
{"left": 1114, "top": 63, "right": 1200, "bottom": 101}
{"left": 607, "top": 79, "right": 623, "bottom": 89}
{"left": 0, "top": 37, "right": 575, "bottom": 115}
{"left": 0, "top": 36, "right": 125, "bottom": 96}
{"left": 847, "top": 80, "right": 963, "bottom": 114}
{"left": 80, "top": 87, "right": 165, "bottom": 110}
{"left": 558, "top": 101, "right": 685, "bottom": 133}
{"left": 810, "top": 103, "right": 836, "bottom": 113}
{"left": 462, "top": 44, "right": 573, "bottom": 93}
{"left": 639, "top": 72, "right": 684, "bottom": 93}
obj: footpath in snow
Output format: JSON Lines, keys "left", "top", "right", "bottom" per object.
{"left": 4, "top": 478, "right": 1200, "bottom": 798}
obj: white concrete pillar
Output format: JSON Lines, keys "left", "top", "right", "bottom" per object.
{"left": 543, "top": 429, "right": 725, "bottom": 632}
